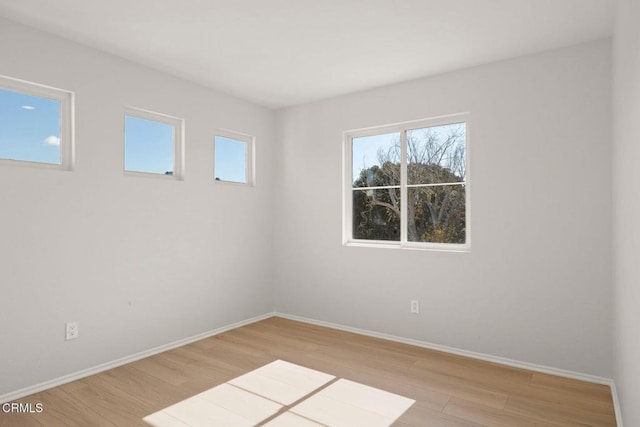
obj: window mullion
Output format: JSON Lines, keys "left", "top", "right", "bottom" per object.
{"left": 400, "top": 129, "right": 408, "bottom": 245}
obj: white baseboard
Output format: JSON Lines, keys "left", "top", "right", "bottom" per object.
{"left": 274, "top": 312, "right": 622, "bottom": 425}
{"left": 274, "top": 312, "right": 617, "bottom": 400}
{"left": 610, "top": 382, "right": 624, "bottom": 427}
{"left": 0, "top": 312, "right": 276, "bottom": 404}
{"left": 274, "top": 312, "right": 611, "bottom": 384}
{"left": 1, "top": 311, "right": 623, "bottom": 427}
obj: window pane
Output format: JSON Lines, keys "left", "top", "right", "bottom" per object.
{"left": 407, "top": 123, "right": 465, "bottom": 185}
{"left": 215, "top": 136, "right": 247, "bottom": 183}
{"left": 352, "top": 132, "right": 400, "bottom": 187}
{"left": 353, "top": 188, "right": 400, "bottom": 241}
{"left": 0, "top": 88, "right": 61, "bottom": 164}
{"left": 125, "top": 115, "right": 175, "bottom": 175}
{"left": 408, "top": 185, "right": 465, "bottom": 243}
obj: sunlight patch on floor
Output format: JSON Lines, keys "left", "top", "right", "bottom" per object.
{"left": 144, "top": 359, "right": 414, "bottom": 427}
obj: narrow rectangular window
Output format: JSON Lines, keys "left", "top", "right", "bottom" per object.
{"left": 352, "top": 132, "right": 401, "bottom": 241}
{"left": 405, "top": 123, "right": 466, "bottom": 244}
{"left": 214, "top": 130, "right": 254, "bottom": 185}
{"left": 0, "top": 75, "right": 73, "bottom": 170}
{"left": 345, "top": 115, "right": 469, "bottom": 251}
{"left": 124, "top": 108, "right": 184, "bottom": 179}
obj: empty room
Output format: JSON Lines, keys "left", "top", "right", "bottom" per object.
{"left": 0, "top": 0, "right": 638, "bottom": 426}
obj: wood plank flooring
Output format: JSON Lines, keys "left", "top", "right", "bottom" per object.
{"left": 0, "top": 317, "right": 617, "bottom": 426}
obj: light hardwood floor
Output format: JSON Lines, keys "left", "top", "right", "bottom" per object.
{"left": 0, "top": 317, "right": 617, "bottom": 426}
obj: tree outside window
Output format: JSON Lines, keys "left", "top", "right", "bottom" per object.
{"left": 348, "top": 118, "right": 468, "bottom": 250}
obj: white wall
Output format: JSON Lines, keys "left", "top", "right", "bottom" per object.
{"left": 274, "top": 40, "right": 612, "bottom": 377}
{"left": 0, "top": 15, "right": 617, "bottom": 401}
{"left": 613, "top": 0, "right": 640, "bottom": 424}
{"left": 0, "top": 18, "right": 275, "bottom": 396}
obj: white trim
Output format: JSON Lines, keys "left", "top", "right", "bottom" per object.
{"left": 353, "top": 185, "right": 401, "bottom": 191}
{"left": 0, "top": 158, "right": 71, "bottom": 171}
{"left": 122, "top": 170, "right": 183, "bottom": 181}
{"left": 343, "top": 113, "right": 470, "bottom": 252}
{"left": 343, "top": 240, "right": 471, "bottom": 253}
{"left": 273, "top": 312, "right": 614, "bottom": 386}
{"left": 0, "top": 74, "right": 74, "bottom": 171}
{"left": 611, "top": 382, "right": 624, "bottom": 427}
{"left": 342, "top": 132, "right": 353, "bottom": 244}
{"left": 406, "top": 182, "right": 466, "bottom": 188}
{"left": 123, "top": 107, "right": 185, "bottom": 180}
{"left": 463, "top": 119, "right": 471, "bottom": 250}
{"left": 400, "top": 128, "right": 408, "bottom": 243}
{"left": 0, "top": 311, "right": 623, "bottom": 426}
{"left": 0, "top": 312, "right": 275, "bottom": 404}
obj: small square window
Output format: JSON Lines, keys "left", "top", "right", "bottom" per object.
{"left": 124, "top": 108, "right": 184, "bottom": 178}
{"left": 214, "top": 131, "right": 253, "bottom": 185}
{"left": 0, "top": 75, "right": 73, "bottom": 170}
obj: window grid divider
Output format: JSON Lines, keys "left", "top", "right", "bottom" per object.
{"left": 343, "top": 113, "right": 470, "bottom": 252}
{"left": 400, "top": 129, "right": 408, "bottom": 245}
{"left": 352, "top": 185, "right": 401, "bottom": 191}
{"left": 406, "top": 182, "right": 465, "bottom": 188}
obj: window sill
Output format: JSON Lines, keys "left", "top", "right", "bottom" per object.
{"left": 0, "top": 158, "right": 71, "bottom": 171}
{"left": 123, "top": 170, "right": 183, "bottom": 181}
{"left": 344, "top": 240, "right": 471, "bottom": 253}
{"left": 214, "top": 179, "right": 253, "bottom": 187}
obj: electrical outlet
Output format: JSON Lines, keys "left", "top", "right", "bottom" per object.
{"left": 410, "top": 300, "right": 420, "bottom": 314}
{"left": 65, "top": 321, "right": 79, "bottom": 340}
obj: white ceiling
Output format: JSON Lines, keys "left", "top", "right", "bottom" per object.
{"left": 0, "top": 0, "right": 615, "bottom": 109}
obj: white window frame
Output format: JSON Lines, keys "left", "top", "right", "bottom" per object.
{"left": 343, "top": 113, "right": 470, "bottom": 252}
{"left": 0, "top": 74, "right": 74, "bottom": 171}
{"left": 213, "top": 129, "right": 255, "bottom": 186}
{"left": 123, "top": 107, "right": 184, "bottom": 180}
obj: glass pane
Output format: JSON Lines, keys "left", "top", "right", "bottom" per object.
{"left": 0, "top": 87, "right": 61, "bottom": 164}
{"left": 408, "top": 185, "right": 466, "bottom": 243}
{"left": 352, "top": 132, "right": 400, "bottom": 187}
{"left": 215, "top": 136, "right": 247, "bottom": 183}
{"left": 125, "top": 115, "right": 175, "bottom": 175}
{"left": 407, "top": 123, "right": 465, "bottom": 185}
{"left": 352, "top": 188, "right": 400, "bottom": 241}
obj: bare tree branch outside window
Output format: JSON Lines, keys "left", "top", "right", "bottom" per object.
{"left": 352, "top": 123, "right": 466, "bottom": 244}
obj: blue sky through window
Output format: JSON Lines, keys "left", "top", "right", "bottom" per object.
{"left": 125, "top": 115, "right": 174, "bottom": 175}
{"left": 215, "top": 136, "right": 247, "bottom": 183}
{"left": 352, "top": 132, "right": 399, "bottom": 185}
{"left": 0, "top": 88, "right": 61, "bottom": 164}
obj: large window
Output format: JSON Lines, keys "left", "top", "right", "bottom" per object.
{"left": 0, "top": 75, "right": 73, "bottom": 169}
{"left": 344, "top": 115, "right": 469, "bottom": 251}
{"left": 124, "top": 107, "right": 184, "bottom": 178}
{"left": 214, "top": 130, "right": 254, "bottom": 185}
